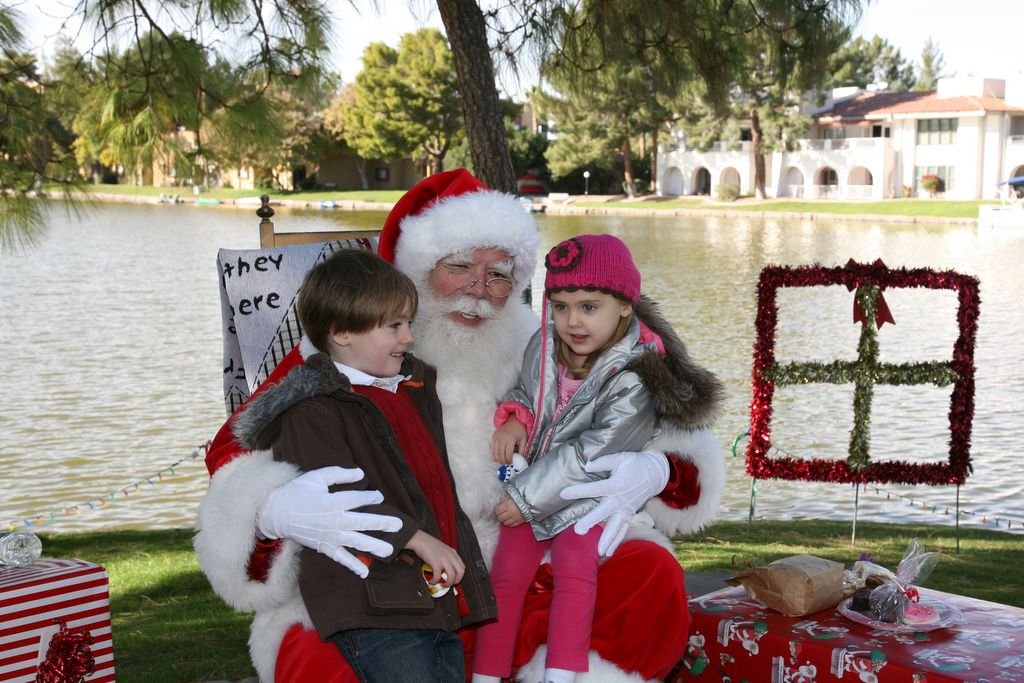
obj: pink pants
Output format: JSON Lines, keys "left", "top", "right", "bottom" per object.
{"left": 473, "top": 522, "right": 602, "bottom": 676}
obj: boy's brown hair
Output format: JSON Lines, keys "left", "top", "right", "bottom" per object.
{"left": 298, "top": 249, "right": 418, "bottom": 352}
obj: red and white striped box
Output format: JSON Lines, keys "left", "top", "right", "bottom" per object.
{"left": 0, "top": 558, "right": 115, "bottom": 682}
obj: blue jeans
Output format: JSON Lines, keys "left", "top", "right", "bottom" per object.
{"left": 332, "top": 628, "right": 465, "bottom": 683}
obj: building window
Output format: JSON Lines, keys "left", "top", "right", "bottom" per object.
{"left": 915, "top": 166, "right": 955, "bottom": 193}
{"left": 916, "top": 118, "right": 958, "bottom": 145}
{"left": 375, "top": 167, "right": 390, "bottom": 182}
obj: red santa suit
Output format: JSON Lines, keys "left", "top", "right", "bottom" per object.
{"left": 195, "top": 169, "right": 726, "bottom": 683}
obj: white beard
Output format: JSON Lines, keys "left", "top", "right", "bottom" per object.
{"left": 411, "top": 288, "right": 539, "bottom": 562}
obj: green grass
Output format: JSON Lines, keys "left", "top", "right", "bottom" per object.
{"left": 53, "top": 183, "right": 406, "bottom": 204}
{"left": 33, "top": 522, "right": 1022, "bottom": 682}
{"left": 52, "top": 184, "right": 995, "bottom": 219}
{"left": 574, "top": 197, "right": 995, "bottom": 219}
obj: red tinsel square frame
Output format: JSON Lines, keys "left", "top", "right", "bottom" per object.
{"left": 747, "top": 261, "right": 980, "bottom": 485}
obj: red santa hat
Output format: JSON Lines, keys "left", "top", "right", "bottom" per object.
{"left": 377, "top": 168, "right": 540, "bottom": 291}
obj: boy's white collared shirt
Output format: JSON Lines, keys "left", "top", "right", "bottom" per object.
{"left": 333, "top": 361, "right": 410, "bottom": 393}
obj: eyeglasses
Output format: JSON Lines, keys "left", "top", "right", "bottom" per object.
{"left": 442, "top": 263, "right": 515, "bottom": 299}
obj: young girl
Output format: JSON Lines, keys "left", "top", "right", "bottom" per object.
{"left": 471, "top": 234, "right": 723, "bottom": 683}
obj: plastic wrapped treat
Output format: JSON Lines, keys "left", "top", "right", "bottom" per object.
{"left": 838, "top": 540, "right": 962, "bottom": 632}
{"left": 872, "top": 539, "right": 938, "bottom": 622}
{"left": 849, "top": 539, "right": 938, "bottom": 623}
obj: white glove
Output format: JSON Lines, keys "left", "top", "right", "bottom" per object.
{"left": 258, "top": 466, "right": 403, "bottom": 578}
{"left": 559, "top": 450, "right": 670, "bottom": 557}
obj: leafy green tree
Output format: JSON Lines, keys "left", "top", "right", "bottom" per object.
{"left": 323, "top": 82, "right": 379, "bottom": 189}
{"left": 0, "top": 6, "right": 83, "bottom": 250}
{"left": 334, "top": 42, "right": 417, "bottom": 185}
{"left": 535, "top": 88, "right": 618, "bottom": 192}
{"left": 332, "top": 29, "right": 461, "bottom": 181}
{"left": 208, "top": 77, "right": 334, "bottom": 190}
{"left": 828, "top": 35, "right": 916, "bottom": 91}
{"left": 61, "top": 0, "right": 331, "bottom": 190}
{"left": 536, "top": 1, "right": 704, "bottom": 196}
{"left": 715, "top": 1, "right": 860, "bottom": 198}
{"left": 394, "top": 29, "right": 462, "bottom": 176}
{"left": 89, "top": 33, "right": 208, "bottom": 185}
{"left": 506, "top": 124, "right": 549, "bottom": 180}
{"left": 914, "top": 37, "right": 947, "bottom": 91}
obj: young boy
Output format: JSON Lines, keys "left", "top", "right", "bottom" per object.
{"left": 231, "top": 249, "right": 496, "bottom": 682}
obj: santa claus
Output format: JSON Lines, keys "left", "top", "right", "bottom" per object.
{"left": 195, "top": 169, "right": 726, "bottom": 683}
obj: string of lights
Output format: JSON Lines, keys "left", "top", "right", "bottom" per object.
{"left": 2, "top": 443, "right": 209, "bottom": 532}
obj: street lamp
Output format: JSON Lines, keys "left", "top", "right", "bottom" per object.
{"left": 583, "top": 170, "right": 591, "bottom": 195}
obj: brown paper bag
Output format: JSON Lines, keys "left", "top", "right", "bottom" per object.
{"left": 726, "top": 555, "right": 844, "bottom": 616}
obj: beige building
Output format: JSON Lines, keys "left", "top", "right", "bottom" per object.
{"left": 658, "top": 77, "right": 1024, "bottom": 200}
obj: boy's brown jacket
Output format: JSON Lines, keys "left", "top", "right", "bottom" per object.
{"left": 232, "top": 351, "right": 497, "bottom": 639}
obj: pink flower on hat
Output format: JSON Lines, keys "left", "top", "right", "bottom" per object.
{"left": 545, "top": 237, "right": 583, "bottom": 272}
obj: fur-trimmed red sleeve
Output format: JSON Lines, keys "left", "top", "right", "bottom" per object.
{"left": 247, "top": 537, "right": 283, "bottom": 582}
{"left": 644, "top": 427, "right": 724, "bottom": 536}
{"left": 203, "top": 344, "right": 307, "bottom": 582}
{"left": 658, "top": 455, "right": 703, "bottom": 510}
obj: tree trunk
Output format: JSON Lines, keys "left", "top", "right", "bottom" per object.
{"left": 355, "top": 158, "right": 369, "bottom": 190}
{"left": 751, "top": 105, "right": 766, "bottom": 199}
{"left": 650, "top": 125, "right": 659, "bottom": 195}
{"left": 435, "top": 0, "right": 517, "bottom": 193}
{"left": 622, "top": 116, "right": 636, "bottom": 197}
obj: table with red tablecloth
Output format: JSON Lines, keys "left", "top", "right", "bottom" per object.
{"left": 678, "top": 585, "right": 1024, "bottom": 683}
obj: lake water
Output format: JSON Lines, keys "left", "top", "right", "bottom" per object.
{"left": 1, "top": 201, "right": 1022, "bottom": 536}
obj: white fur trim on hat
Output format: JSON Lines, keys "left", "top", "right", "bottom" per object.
{"left": 393, "top": 189, "right": 540, "bottom": 290}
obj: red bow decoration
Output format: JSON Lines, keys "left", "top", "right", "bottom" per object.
{"left": 902, "top": 586, "right": 920, "bottom": 604}
{"left": 35, "top": 620, "right": 95, "bottom": 683}
{"left": 846, "top": 259, "right": 896, "bottom": 329}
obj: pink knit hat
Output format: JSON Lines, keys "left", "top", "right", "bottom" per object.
{"left": 544, "top": 234, "right": 641, "bottom": 304}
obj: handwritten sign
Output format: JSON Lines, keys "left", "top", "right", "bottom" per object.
{"left": 217, "top": 238, "right": 377, "bottom": 415}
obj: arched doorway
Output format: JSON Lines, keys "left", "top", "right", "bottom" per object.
{"left": 1008, "top": 165, "right": 1024, "bottom": 199}
{"left": 664, "top": 167, "right": 684, "bottom": 196}
{"left": 782, "top": 167, "right": 804, "bottom": 198}
{"left": 847, "top": 166, "right": 873, "bottom": 199}
{"left": 816, "top": 167, "right": 838, "bottom": 198}
{"left": 720, "top": 167, "right": 740, "bottom": 188}
{"left": 692, "top": 167, "right": 711, "bottom": 195}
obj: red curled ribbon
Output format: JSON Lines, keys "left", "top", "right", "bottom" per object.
{"left": 35, "top": 619, "right": 95, "bottom": 683}
{"left": 846, "top": 258, "right": 896, "bottom": 329}
{"left": 903, "top": 586, "right": 920, "bottom": 603}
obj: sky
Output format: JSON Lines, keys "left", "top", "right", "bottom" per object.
{"left": 17, "top": 0, "right": 1024, "bottom": 96}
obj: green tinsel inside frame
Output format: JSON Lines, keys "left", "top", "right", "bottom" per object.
{"left": 747, "top": 260, "right": 979, "bottom": 486}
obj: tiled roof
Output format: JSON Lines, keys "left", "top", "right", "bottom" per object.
{"left": 877, "top": 94, "right": 1024, "bottom": 115}
{"left": 815, "top": 91, "right": 1024, "bottom": 123}
{"left": 816, "top": 91, "right": 930, "bottom": 123}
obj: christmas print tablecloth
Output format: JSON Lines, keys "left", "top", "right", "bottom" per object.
{"left": 680, "top": 585, "right": 1024, "bottom": 683}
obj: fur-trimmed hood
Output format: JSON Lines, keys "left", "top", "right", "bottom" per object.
{"left": 625, "top": 295, "right": 724, "bottom": 431}
{"left": 231, "top": 353, "right": 425, "bottom": 451}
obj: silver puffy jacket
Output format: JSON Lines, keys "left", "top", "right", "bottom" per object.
{"left": 501, "top": 297, "right": 726, "bottom": 540}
